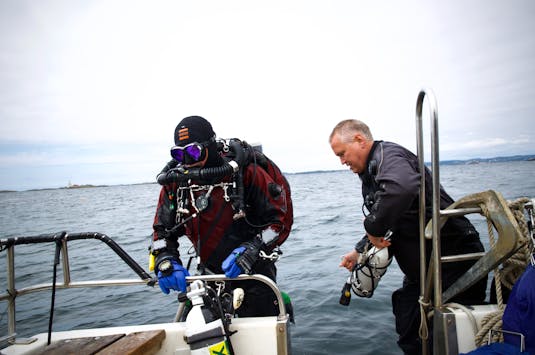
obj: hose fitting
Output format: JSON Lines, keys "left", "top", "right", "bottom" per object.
{"left": 156, "top": 139, "right": 245, "bottom": 185}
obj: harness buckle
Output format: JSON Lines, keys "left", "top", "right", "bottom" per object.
{"left": 259, "top": 250, "right": 280, "bottom": 262}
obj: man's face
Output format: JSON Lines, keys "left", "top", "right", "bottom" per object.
{"left": 330, "top": 133, "right": 368, "bottom": 174}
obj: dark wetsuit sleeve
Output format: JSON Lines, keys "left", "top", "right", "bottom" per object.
{"left": 355, "top": 235, "right": 369, "bottom": 253}
{"left": 152, "top": 184, "right": 182, "bottom": 259}
{"left": 243, "top": 164, "right": 290, "bottom": 247}
{"left": 363, "top": 149, "right": 420, "bottom": 237}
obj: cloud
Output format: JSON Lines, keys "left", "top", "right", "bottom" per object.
{"left": 1, "top": 0, "right": 535, "bottom": 190}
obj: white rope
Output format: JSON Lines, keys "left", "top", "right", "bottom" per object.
{"left": 418, "top": 296, "right": 431, "bottom": 341}
{"left": 444, "top": 302, "right": 480, "bottom": 336}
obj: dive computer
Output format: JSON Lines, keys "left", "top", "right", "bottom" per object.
{"left": 158, "top": 259, "right": 173, "bottom": 275}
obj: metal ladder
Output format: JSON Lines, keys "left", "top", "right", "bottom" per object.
{"left": 415, "top": 89, "right": 532, "bottom": 355}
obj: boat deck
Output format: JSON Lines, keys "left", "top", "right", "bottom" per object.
{"left": 40, "top": 329, "right": 165, "bottom": 355}
{"left": 3, "top": 317, "right": 285, "bottom": 355}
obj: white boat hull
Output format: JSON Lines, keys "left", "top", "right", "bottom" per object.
{"left": 3, "top": 316, "right": 290, "bottom": 355}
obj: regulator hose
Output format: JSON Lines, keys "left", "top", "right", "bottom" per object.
{"left": 156, "top": 159, "right": 179, "bottom": 185}
{"left": 156, "top": 140, "right": 245, "bottom": 185}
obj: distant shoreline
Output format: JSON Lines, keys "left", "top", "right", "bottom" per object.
{"left": 286, "top": 154, "right": 535, "bottom": 175}
{"left": 0, "top": 182, "right": 152, "bottom": 194}
{"left": 436, "top": 154, "right": 535, "bottom": 165}
{"left": 1, "top": 154, "right": 534, "bottom": 193}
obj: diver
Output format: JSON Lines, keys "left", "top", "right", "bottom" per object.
{"left": 151, "top": 116, "right": 293, "bottom": 318}
{"left": 329, "top": 119, "right": 487, "bottom": 355}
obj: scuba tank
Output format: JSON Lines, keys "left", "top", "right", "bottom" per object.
{"left": 339, "top": 243, "right": 393, "bottom": 305}
{"left": 350, "top": 246, "right": 392, "bottom": 298}
{"left": 183, "top": 280, "right": 235, "bottom": 355}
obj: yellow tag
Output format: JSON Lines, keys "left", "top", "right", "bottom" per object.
{"left": 148, "top": 253, "right": 155, "bottom": 272}
{"left": 209, "top": 340, "right": 229, "bottom": 355}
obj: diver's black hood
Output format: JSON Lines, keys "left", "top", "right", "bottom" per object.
{"left": 174, "top": 116, "right": 224, "bottom": 168}
{"left": 204, "top": 140, "right": 225, "bottom": 168}
{"left": 174, "top": 116, "right": 215, "bottom": 146}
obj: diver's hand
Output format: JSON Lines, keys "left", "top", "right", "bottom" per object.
{"left": 340, "top": 249, "right": 359, "bottom": 271}
{"left": 222, "top": 246, "right": 246, "bottom": 278}
{"left": 367, "top": 233, "right": 391, "bottom": 249}
{"left": 157, "top": 260, "right": 190, "bottom": 294}
{"left": 222, "top": 237, "right": 264, "bottom": 277}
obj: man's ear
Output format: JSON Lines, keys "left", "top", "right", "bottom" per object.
{"left": 353, "top": 133, "right": 365, "bottom": 145}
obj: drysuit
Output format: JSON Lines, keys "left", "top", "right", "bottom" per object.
{"left": 153, "top": 159, "right": 292, "bottom": 317}
{"left": 356, "top": 141, "right": 487, "bottom": 355}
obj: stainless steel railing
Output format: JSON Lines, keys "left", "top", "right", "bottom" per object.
{"left": 0, "top": 232, "right": 289, "bottom": 348}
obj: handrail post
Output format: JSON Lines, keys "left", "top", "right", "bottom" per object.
{"left": 416, "top": 90, "right": 427, "bottom": 309}
{"left": 429, "top": 90, "right": 442, "bottom": 308}
{"left": 61, "top": 237, "right": 71, "bottom": 285}
{"left": 416, "top": 88, "right": 442, "bottom": 355}
{"left": 6, "top": 245, "right": 16, "bottom": 338}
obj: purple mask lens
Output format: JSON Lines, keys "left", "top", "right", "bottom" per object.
{"left": 170, "top": 143, "right": 203, "bottom": 163}
{"left": 185, "top": 144, "right": 203, "bottom": 161}
{"left": 170, "top": 148, "right": 185, "bottom": 162}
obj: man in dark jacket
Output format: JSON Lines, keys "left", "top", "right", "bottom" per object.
{"left": 330, "top": 119, "right": 487, "bottom": 355}
{"left": 152, "top": 116, "right": 293, "bottom": 317}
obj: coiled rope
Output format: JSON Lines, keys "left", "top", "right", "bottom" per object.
{"left": 474, "top": 197, "right": 532, "bottom": 347}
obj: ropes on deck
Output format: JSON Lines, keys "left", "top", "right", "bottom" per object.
{"left": 474, "top": 197, "right": 532, "bottom": 347}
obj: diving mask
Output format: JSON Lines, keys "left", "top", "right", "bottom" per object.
{"left": 170, "top": 139, "right": 212, "bottom": 164}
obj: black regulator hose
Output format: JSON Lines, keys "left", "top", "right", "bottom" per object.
{"left": 156, "top": 140, "right": 246, "bottom": 185}
{"left": 156, "top": 159, "right": 179, "bottom": 185}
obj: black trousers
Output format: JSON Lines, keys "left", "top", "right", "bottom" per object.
{"left": 392, "top": 279, "right": 425, "bottom": 355}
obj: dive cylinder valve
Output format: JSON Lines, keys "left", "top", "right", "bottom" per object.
{"left": 184, "top": 280, "right": 233, "bottom": 355}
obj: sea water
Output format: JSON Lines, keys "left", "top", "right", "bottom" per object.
{"left": 1, "top": 161, "right": 534, "bottom": 355}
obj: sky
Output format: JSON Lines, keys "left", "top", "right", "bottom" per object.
{"left": 1, "top": 0, "right": 534, "bottom": 191}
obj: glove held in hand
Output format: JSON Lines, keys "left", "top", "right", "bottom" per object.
{"left": 221, "top": 237, "right": 264, "bottom": 277}
{"left": 222, "top": 246, "right": 246, "bottom": 278}
{"left": 157, "top": 260, "right": 190, "bottom": 294}
{"left": 235, "top": 238, "right": 263, "bottom": 274}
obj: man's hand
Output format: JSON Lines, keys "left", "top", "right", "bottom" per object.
{"left": 222, "top": 246, "right": 246, "bottom": 278}
{"left": 367, "top": 233, "right": 391, "bottom": 249}
{"left": 157, "top": 260, "right": 190, "bottom": 294}
{"left": 340, "top": 249, "right": 360, "bottom": 271}
{"left": 222, "top": 237, "right": 264, "bottom": 277}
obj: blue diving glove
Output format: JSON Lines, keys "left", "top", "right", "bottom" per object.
{"left": 222, "top": 246, "right": 246, "bottom": 278}
{"left": 157, "top": 260, "right": 190, "bottom": 294}
{"left": 222, "top": 237, "right": 264, "bottom": 278}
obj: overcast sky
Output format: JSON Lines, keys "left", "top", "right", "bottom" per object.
{"left": 1, "top": 0, "right": 534, "bottom": 191}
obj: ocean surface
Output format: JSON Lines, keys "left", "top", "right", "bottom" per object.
{"left": 1, "top": 161, "right": 534, "bottom": 355}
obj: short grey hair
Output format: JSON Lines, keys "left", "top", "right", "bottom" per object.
{"left": 329, "top": 119, "right": 373, "bottom": 143}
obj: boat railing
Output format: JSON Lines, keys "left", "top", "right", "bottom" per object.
{"left": 0, "top": 232, "right": 289, "bottom": 349}
{"left": 415, "top": 89, "right": 534, "bottom": 355}
{"left": 0, "top": 232, "right": 154, "bottom": 347}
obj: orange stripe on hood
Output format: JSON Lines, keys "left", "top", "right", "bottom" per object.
{"left": 178, "top": 128, "right": 189, "bottom": 141}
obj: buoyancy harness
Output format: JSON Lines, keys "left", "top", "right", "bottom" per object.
{"left": 155, "top": 138, "right": 293, "bottom": 270}
{"left": 350, "top": 242, "right": 393, "bottom": 298}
